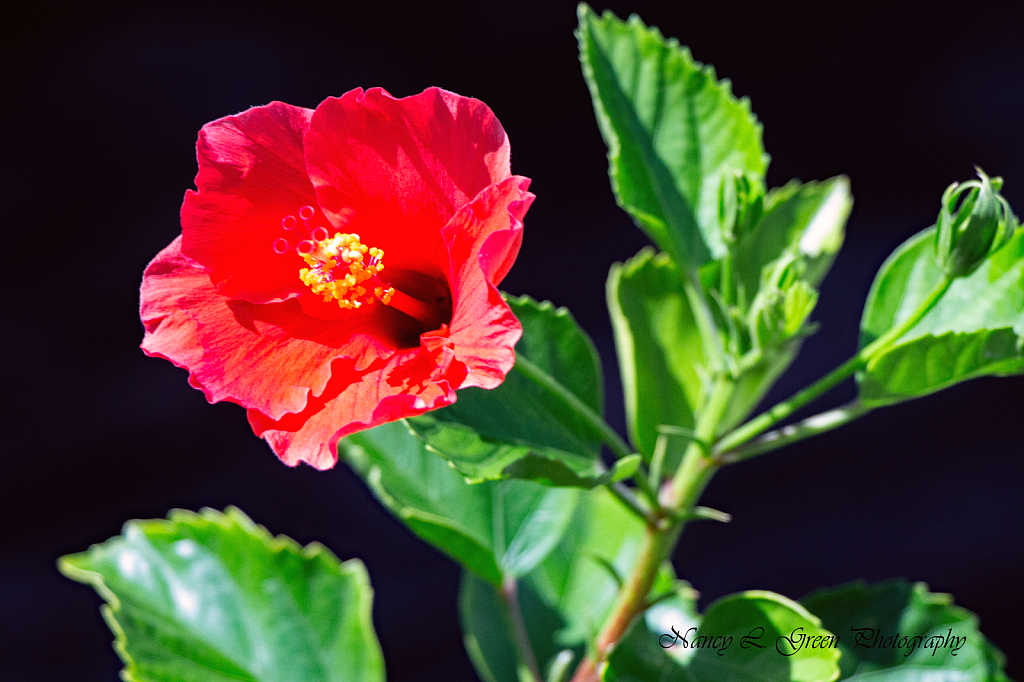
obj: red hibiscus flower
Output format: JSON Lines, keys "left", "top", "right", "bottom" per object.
{"left": 140, "top": 87, "right": 533, "bottom": 469}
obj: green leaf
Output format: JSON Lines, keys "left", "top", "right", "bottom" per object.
{"left": 689, "top": 592, "right": 841, "bottom": 682}
{"left": 722, "top": 176, "right": 852, "bottom": 429}
{"left": 800, "top": 579, "right": 1010, "bottom": 682}
{"left": 732, "top": 177, "right": 852, "bottom": 320}
{"left": 341, "top": 420, "right": 578, "bottom": 586}
{"left": 460, "top": 574, "right": 569, "bottom": 682}
{"left": 500, "top": 453, "right": 641, "bottom": 489}
{"left": 528, "top": 487, "right": 674, "bottom": 647}
{"left": 460, "top": 575, "right": 520, "bottom": 682}
{"left": 406, "top": 295, "right": 607, "bottom": 487}
{"left": 858, "top": 226, "right": 1024, "bottom": 406}
{"left": 605, "top": 589, "right": 841, "bottom": 682}
{"left": 608, "top": 247, "right": 704, "bottom": 462}
{"left": 608, "top": 179, "right": 851, "bottom": 463}
{"left": 58, "top": 507, "right": 384, "bottom": 682}
{"left": 459, "top": 486, "right": 677, "bottom": 682}
{"left": 577, "top": 4, "right": 768, "bottom": 270}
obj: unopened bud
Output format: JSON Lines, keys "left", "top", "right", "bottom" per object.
{"left": 718, "top": 170, "right": 764, "bottom": 244}
{"left": 747, "top": 254, "right": 818, "bottom": 350}
{"left": 935, "top": 168, "right": 1018, "bottom": 278}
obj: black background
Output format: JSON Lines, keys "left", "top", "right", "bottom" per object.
{"left": 3, "top": 1, "right": 1023, "bottom": 680}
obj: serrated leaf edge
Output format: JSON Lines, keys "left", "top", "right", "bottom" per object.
{"left": 58, "top": 506, "right": 379, "bottom": 682}
{"left": 576, "top": 3, "right": 769, "bottom": 264}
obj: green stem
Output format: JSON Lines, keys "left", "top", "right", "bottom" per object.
{"left": 683, "top": 274, "right": 727, "bottom": 373}
{"left": 665, "top": 375, "right": 735, "bottom": 507}
{"left": 713, "top": 355, "right": 861, "bottom": 455}
{"left": 502, "top": 578, "right": 542, "bottom": 682}
{"left": 715, "top": 276, "right": 952, "bottom": 454}
{"left": 630, "top": 469, "right": 661, "bottom": 511}
{"left": 860, "top": 275, "right": 953, "bottom": 357}
{"left": 648, "top": 432, "right": 669, "bottom": 489}
{"left": 569, "top": 276, "right": 955, "bottom": 682}
{"left": 569, "top": 521, "right": 677, "bottom": 682}
{"left": 715, "top": 401, "right": 871, "bottom": 463}
{"left": 513, "top": 355, "right": 634, "bottom": 462}
{"left": 606, "top": 482, "right": 651, "bottom": 523}
{"left": 569, "top": 377, "right": 736, "bottom": 682}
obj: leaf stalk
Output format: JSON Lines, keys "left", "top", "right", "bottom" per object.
{"left": 502, "top": 578, "right": 543, "bottom": 682}
{"left": 715, "top": 401, "right": 871, "bottom": 463}
{"left": 513, "top": 355, "right": 660, "bottom": 518}
{"left": 512, "top": 355, "right": 634, "bottom": 463}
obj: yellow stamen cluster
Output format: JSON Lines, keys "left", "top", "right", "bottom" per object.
{"left": 298, "top": 232, "right": 395, "bottom": 309}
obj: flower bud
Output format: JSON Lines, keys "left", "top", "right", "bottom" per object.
{"left": 717, "top": 170, "right": 764, "bottom": 244}
{"left": 746, "top": 254, "right": 818, "bottom": 351}
{"left": 935, "top": 168, "right": 1019, "bottom": 278}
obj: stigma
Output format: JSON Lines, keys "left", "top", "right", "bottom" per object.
{"left": 298, "top": 232, "right": 395, "bottom": 309}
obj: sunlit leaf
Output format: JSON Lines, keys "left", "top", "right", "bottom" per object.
{"left": 859, "top": 227, "right": 1024, "bottom": 405}
{"left": 606, "top": 589, "right": 841, "bottom": 682}
{"left": 608, "top": 178, "right": 851, "bottom": 461}
{"left": 459, "top": 487, "right": 670, "bottom": 681}
{"left": 59, "top": 507, "right": 384, "bottom": 682}
{"left": 578, "top": 4, "right": 768, "bottom": 270}
{"left": 341, "top": 421, "right": 578, "bottom": 586}
{"left": 407, "top": 295, "right": 608, "bottom": 487}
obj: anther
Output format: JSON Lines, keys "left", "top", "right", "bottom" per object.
{"left": 296, "top": 231, "right": 444, "bottom": 328}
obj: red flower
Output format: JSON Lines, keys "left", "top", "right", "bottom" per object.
{"left": 140, "top": 87, "right": 533, "bottom": 469}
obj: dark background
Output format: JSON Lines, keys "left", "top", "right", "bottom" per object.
{"left": 3, "top": 1, "right": 1022, "bottom": 680}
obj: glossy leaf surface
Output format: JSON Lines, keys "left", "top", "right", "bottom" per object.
{"left": 460, "top": 574, "right": 567, "bottom": 682}
{"left": 407, "top": 295, "right": 608, "bottom": 487}
{"left": 577, "top": 4, "right": 768, "bottom": 270}
{"left": 859, "top": 227, "right": 1024, "bottom": 405}
{"left": 59, "top": 507, "right": 384, "bottom": 682}
{"left": 459, "top": 487, "right": 669, "bottom": 681}
{"left": 605, "top": 589, "right": 841, "bottom": 682}
{"left": 801, "top": 579, "right": 1010, "bottom": 681}
{"left": 341, "top": 420, "right": 578, "bottom": 586}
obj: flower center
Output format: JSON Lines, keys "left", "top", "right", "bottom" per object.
{"left": 299, "top": 232, "right": 394, "bottom": 309}
{"left": 297, "top": 231, "right": 446, "bottom": 329}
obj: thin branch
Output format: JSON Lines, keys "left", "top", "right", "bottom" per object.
{"left": 607, "top": 482, "right": 652, "bottom": 523}
{"left": 715, "top": 276, "right": 952, "bottom": 454}
{"left": 502, "top": 578, "right": 543, "bottom": 682}
{"left": 715, "top": 401, "right": 871, "bottom": 464}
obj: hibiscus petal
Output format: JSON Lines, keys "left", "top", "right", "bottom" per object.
{"left": 304, "top": 87, "right": 511, "bottom": 279}
{"left": 180, "top": 101, "right": 321, "bottom": 303}
{"left": 248, "top": 347, "right": 462, "bottom": 468}
{"left": 442, "top": 176, "right": 534, "bottom": 389}
{"left": 140, "top": 237, "right": 403, "bottom": 421}
{"left": 146, "top": 90, "right": 529, "bottom": 469}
